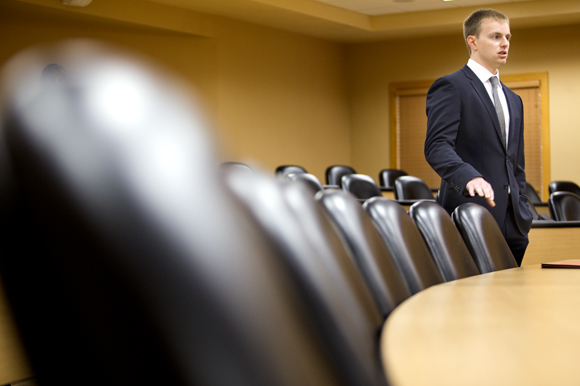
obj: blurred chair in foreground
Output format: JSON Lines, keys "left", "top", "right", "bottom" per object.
{"left": 549, "top": 191, "right": 580, "bottom": 221}
{"left": 316, "top": 190, "right": 411, "bottom": 317}
{"left": 0, "top": 40, "right": 357, "bottom": 386}
{"left": 364, "top": 197, "right": 443, "bottom": 294}
{"left": 548, "top": 180, "right": 580, "bottom": 197}
{"left": 342, "top": 174, "right": 382, "bottom": 200}
{"left": 275, "top": 164, "right": 307, "bottom": 178}
{"left": 452, "top": 203, "right": 518, "bottom": 273}
{"left": 394, "top": 176, "right": 434, "bottom": 200}
{"left": 219, "top": 161, "right": 253, "bottom": 176}
{"left": 409, "top": 201, "right": 479, "bottom": 282}
{"left": 378, "top": 169, "right": 407, "bottom": 189}
{"left": 326, "top": 165, "right": 356, "bottom": 188}
{"left": 285, "top": 172, "right": 324, "bottom": 194}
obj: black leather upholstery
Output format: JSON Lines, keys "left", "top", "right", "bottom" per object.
{"left": 452, "top": 203, "right": 518, "bottom": 273}
{"left": 526, "top": 181, "right": 542, "bottom": 204}
{"left": 409, "top": 201, "right": 480, "bottom": 282}
{"left": 548, "top": 191, "right": 580, "bottom": 221}
{"left": 549, "top": 181, "right": 580, "bottom": 196}
{"left": 275, "top": 164, "right": 307, "bottom": 177}
{"left": 227, "top": 171, "right": 387, "bottom": 386}
{"left": 326, "top": 165, "right": 356, "bottom": 187}
{"left": 342, "top": 174, "right": 382, "bottom": 200}
{"left": 316, "top": 190, "right": 411, "bottom": 317}
{"left": 0, "top": 42, "right": 348, "bottom": 386}
{"left": 378, "top": 169, "right": 408, "bottom": 189}
{"left": 394, "top": 176, "right": 434, "bottom": 200}
{"left": 364, "top": 197, "right": 443, "bottom": 294}
{"left": 286, "top": 172, "right": 324, "bottom": 194}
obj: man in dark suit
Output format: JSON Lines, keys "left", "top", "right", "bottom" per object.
{"left": 425, "top": 9, "right": 533, "bottom": 265}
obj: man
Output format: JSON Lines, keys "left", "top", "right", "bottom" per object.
{"left": 425, "top": 9, "right": 533, "bottom": 265}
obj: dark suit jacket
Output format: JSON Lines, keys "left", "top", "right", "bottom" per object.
{"left": 425, "top": 65, "right": 533, "bottom": 236}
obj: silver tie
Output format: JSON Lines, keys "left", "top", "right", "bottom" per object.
{"left": 490, "top": 76, "right": 507, "bottom": 149}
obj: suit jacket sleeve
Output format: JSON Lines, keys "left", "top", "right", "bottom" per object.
{"left": 424, "top": 76, "right": 482, "bottom": 193}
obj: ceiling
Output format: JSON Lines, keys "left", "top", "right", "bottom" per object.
{"left": 5, "top": 0, "right": 580, "bottom": 43}
{"left": 141, "top": 0, "right": 580, "bottom": 42}
{"left": 314, "top": 0, "right": 531, "bottom": 16}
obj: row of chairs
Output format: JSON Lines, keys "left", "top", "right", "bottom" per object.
{"left": 276, "top": 164, "right": 409, "bottom": 190}
{"left": 224, "top": 162, "right": 433, "bottom": 200}
{"left": 0, "top": 45, "right": 521, "bottom": 386}
{"left": 287, "top": 171, "right": 434, "bottom": 201}
{"left": 277, "top": 166, "right": 580, "bottom": 221}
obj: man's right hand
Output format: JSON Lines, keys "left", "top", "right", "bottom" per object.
{"left": 465, "top": 177, "right": 496, "bottom": 207}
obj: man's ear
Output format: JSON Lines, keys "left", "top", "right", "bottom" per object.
{"left": 467, "top": 35, "right": 477, "bottom": 52}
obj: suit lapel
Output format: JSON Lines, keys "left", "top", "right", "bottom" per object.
{"left": 503, "top": 84, "right": 519, "bottom": 153}
{"left": 461, "top": 65, "right": 507, "bottom": 151}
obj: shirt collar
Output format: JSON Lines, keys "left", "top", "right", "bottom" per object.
{"left": 467, "top": 59, "right": 501, "bottom": 86}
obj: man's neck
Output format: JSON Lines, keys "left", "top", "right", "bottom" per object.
{"left": 469, "top": 57, "right": 499, "bottom": 75}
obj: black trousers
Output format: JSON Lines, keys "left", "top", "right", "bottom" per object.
{"left": 499, "top": 199, "right": 529, "bottom": 266}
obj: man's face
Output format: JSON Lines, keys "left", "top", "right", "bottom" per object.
{"left": 469, "top": 18, "right": 511, "bottom": 74}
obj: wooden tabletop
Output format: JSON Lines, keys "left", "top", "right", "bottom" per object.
{"left": 381, "top": 262, "right": 580, "bottom": 386}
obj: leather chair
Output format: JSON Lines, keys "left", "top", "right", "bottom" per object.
{"left": 364, "top": 197, "right": 443, "bottom": 294}
{"left": 548, "top": 191, "right": 580, "bottom": 221}
{"left": 394, "top": 176, "right": 434, "bottom": 200}
{"left": 226, "top": 171, "right": 387, "bottom": 386}
{"left": 0, "top": 42, "right": 353, "bottom": 386}
{"left": 452, "top": 203, "right": 518, "bottom": 273}
{"left": 408, "top": 201, "right": 480, "bottom": 282}
{"left": 275, "top": 165, "right": 307, "bottom": 177}
{"left": 286, "top": 172, "right": 324, "bottom": 194}
{"left": 326, "top": 165, "right": 356, "bottom": 187}
{"left": 342, "top": 174, "right": 382, "bottom": 200}
{"left": 316, "top": 190, "right": 411, "bottom": 317}
{"left": 378, "top": 169, "right": 408, "bottom": 189}
{"left": 549, "top": 181, "right": 580, "bottom": 197}
{"left": 219, "top": 161, "right": 253, "bottom": 176}
{"left": 526, "top": 181, "right": 542, "bottom": 205}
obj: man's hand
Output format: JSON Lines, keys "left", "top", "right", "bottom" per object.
{"left": 465, "top": 177, "right": 496, "bottom": 207}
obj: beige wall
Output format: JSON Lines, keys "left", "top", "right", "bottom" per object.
{"left": 213, "top": 18, "right": 350, "bottom": 180}
{"left": 0, "top": 2, "right": 350, "bottom": 183}
{"left": 347, "top": 23, "right": 580, "bottom": 189}
{"left": 2, "top": 1, "right": 580, "bottom": 187}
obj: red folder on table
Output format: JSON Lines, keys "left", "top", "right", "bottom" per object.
{"left": 541, "top": 261, "right": 580, "bottom": 268}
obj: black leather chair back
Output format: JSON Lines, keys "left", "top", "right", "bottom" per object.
{"left": 342, "top": 174, "right": 382, "bottom": 200}
{"left": 275, "top": 164, "right": 307, "bottom": 177}
{"left": 378, "top": 169, "right": 408, "bottom": 189}
{"left": 0, "top": 42, "right": 347, "bottom": 386}
{"left": 526, "top": 182, "right": 542, "bottom": 204}
{"left": 452, "top": 203, "right": 518, "bottom": 273}
{"left": 286, "top": 172, "right": 324, "bottom": 194}
{"left": 394, "top": 176, "right": 434, "bottom": 200}
{"left": 227, "top": 171, "right": 387, "bottom": 386}
{"left": 409, "top": 201, "right": 479, "bottom": 282}
{"left": 364, "top": 198, "right": 443, "bottom": 294}
{"left": 548, "top": 191, "right": 580, "bottom": 221}
{"left": 316, "top": 190, "right": 410, "bottom": 317}
{"left": 549, "top": 181, "right": 580, "bottom": 197}
{"left": 326, "top": 165, "right": 356, "bottom": 187}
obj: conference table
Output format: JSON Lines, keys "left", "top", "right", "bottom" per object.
{"left": 381, "top": 261, "right": 580, "bottom": 386}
